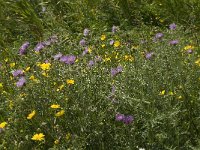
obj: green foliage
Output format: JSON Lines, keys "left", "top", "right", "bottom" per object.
{"left": 1, "top": 0, "right": 200, "bottom": 149}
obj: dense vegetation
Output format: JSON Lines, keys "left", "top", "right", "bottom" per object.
{"left": 0, "top": 0, "right": 200, "bottom": 149}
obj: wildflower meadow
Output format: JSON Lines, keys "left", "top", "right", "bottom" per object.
{"left": 1, "top": 0, "right": 200, "bottom": 149}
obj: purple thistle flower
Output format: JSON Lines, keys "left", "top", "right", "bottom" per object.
{"left": 60, "top": 55, "right": 76, "bottom": 65}
{"left": 53, "top": 53, "right": 63, "bottom": 60}
{"left": 79, "top": 39, "right": 86, "bottom": 46}
{"left": 110, "top": 40, "right": 114, "bottom": 45}
{"left": 88, "top": 60, "right": 95, "bottom": 67}
{"left": 19, "top": 42, "right": 30, "bottom": 55}
{"left": 111, "top": 66, "right": 123, "bottom": 77}
{"left": 34, "top": 42, "right": 45, "bottom": 52}
{"left": 16, "top": 77, "right": 26, "bottom": 88}
{"left": 12, "top": 70, "right": 24, "bottom": 77}
{"left": 116, "top": 66, "right": 123, "bottom": 73}
{"left": 83, "top": 28, "right": 90, "bottom": 36}
{"left": 123, "top": 115, "right": 134, "bottom": 124}
{"left": 187, "top": 49, "right": 193, "bottom": 54}
{"left": 155, "top": 33, "right": 163, "bottom": 39}
{"left": 111, "top": 68, "right": 118, "bottom": 77}
{"left": 169, "top": 40, "right": 179, "bottom": 45}
{"left": 169, "top": 23, "right": 177, "bottom": 30}
{"left": 145, "top": 52, "right": 154, "bottom": 59}
{"left": 112, "top": 26, "right": 118, "bottom": 33}
{"left": 115, "top": 114, "right": 125, "bottom": 121}
{"left": 82, "top": 47, "right": 89, "bottom": 56}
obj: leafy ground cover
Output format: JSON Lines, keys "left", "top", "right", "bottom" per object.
{"left": 0, "top": 0, "right": 200, "bottom": 150}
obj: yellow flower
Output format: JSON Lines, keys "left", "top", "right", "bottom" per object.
{"left": 42, "top": 72, "right": 49, "bottom": 77}
{"left": 177, "top": 96, "right": 183, "bottom": 100}
{"left": 4, "top": 58, "right": 8, "bottom": 62}
{"left": 10, "top": 63, "right": 15, "bottom": 68}
{"left": 88, "top": 47, "right": 92, "bottom": 53}
{"left": 124, "top": 55, "right": 134, "bottom": 62}
{"left": 114, "top": 41, "right": 120, "bottom": 48}
{"left": 101, "top": 34, "right": 106, "bottom": 41}
{"left": 168, "top": 91, "right": 174, "bottom": 95}
{"left": 31, "top": 133, "right": 45, "bottom": 141}
{"left": 101, "top": 44, "right": 106, "bottom": 48}
{"left": 57, "top": 84, "right": 64, "bottom": 91}
{"left": 54, "top": 139, "right": 59, "bottom": 145}
{"left": 51, "top": 104, "right": 60, "bottom": 109}
{"left": 27, "top": 110, "right": 36, "bottom": 119}
{"left": 0, "top": 122, "right": 7, "bottom": 128}
{"left": 159, "top": 90, "right": 165, "bottom": 95}
{"left": 66, "top": 79, "right": 74, "bottom": 85}
{"left": 195, "top": 58, "right": 200, "bottom": 66}
{"left": 55, "top": 110, "right": 65, "bottom": 117}
{"left": 66, "top": 133, "right": 71, "bottom": 140}
{"left": 25, "top": 67, "right": 30, "bottom": 72}
{"left": 0, "top": 83, "right": 3, "bottom": 88}
{"left": 184, "top": 45, "right": 194, "bottom": 50}
{"left": 39, "top": 63, "right": 51, "bottom": 71}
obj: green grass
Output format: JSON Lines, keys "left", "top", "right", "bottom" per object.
{"left": 0, "top": 1, "right": 200, "bottom": 149}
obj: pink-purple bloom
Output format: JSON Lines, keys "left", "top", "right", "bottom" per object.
{"left": 34, "top": 42, "right": 45, "bottom": 52}
{"left": 53, "top": 53, "right": 63, "bottom": 60}
{"left": 16, "top": 77, "right": 26, "bottom": 88}
{"left": 19, "top": 42, "right": 30, "bottom": 55}
{"left": 79, "top": 39, "right": 86, "bottom": 46}
{"left": 155, "top": 33, "right": 163, "bottom": 39}
{"left": 111, "top": 66, "right": 123, "bottom": 77}
{"left": 110, "top": 40, "right": 114, "bottom": 45}
{"left": 169, "top": 23, "right": 177, "bottom": 30}
{"left": 187, "top": 49, "right": 193, "bottom": 54}
{"left": 169, "top": 40, "right": 179, "bottom": 45}
{"left": 60, "top": 55, "right": 76, "bottom": 64}
{"left": 88, "top": 60, "right": 95, "bottom": 67}
{"left": 112, "top": 26, "right": 118, "bottom": 33}
{"left": 83, "top": 28, "right": 90, "bottom": 36}
{"left": 123, "top": 115, "right": 134, "bottom": 124}
{"left": 12, "top": 70, "right": 24, "bottom": 77}
{"left": 145, "top": 52, "right": 154, "bottom": 59}
{"left": 115, "top": 114, "right": 125, "bottom": 121}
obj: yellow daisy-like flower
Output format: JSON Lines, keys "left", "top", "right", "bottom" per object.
{"left": 10, "top": 63, "right": 15, "bottom": 68}
{"left": 66, "top": 79, "right": 75, "bottom": 85}
{"left": 114, "top": 41, "right": 120, "bottom": 48}
{"left": 55, "top": 110, "right": 65, "bottom": 117}
{"left": 39, "top": 63, "right": 51, "bottom": 71}
{"left": 50, "top": 104, "right": 60, "bottom": 109}
{"left": 101, "top": 34, "right": 106, "bottom": 41}
{"left": 31, "top": 133, "right": 45, "bottom": 141}
{"left": 0, "top": 122, "right": 7, "bottom": 128}
{"left": 27, "top": 110, "right": 36, "bottom": 119}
